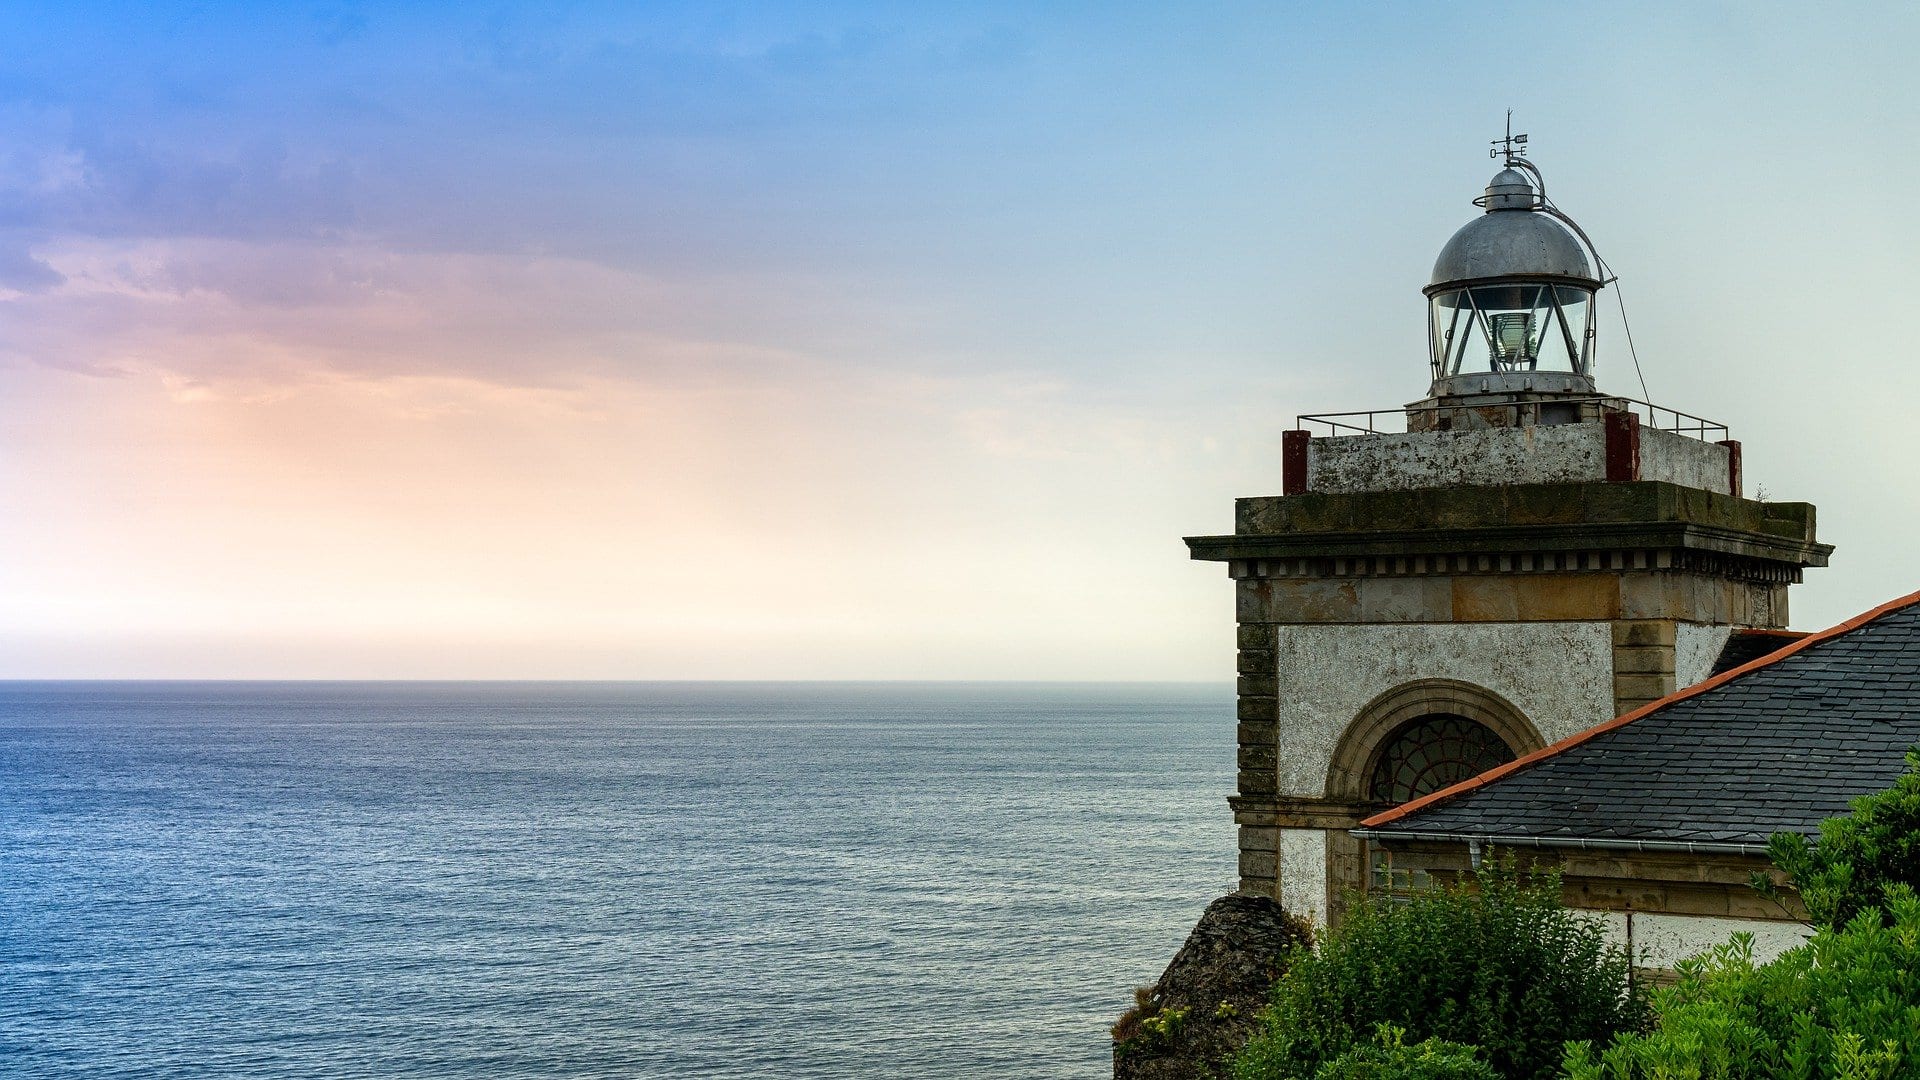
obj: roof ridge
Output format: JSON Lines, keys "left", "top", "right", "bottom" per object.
{"left": 1359, "top": 587, "right": 1920, "bottom": 831}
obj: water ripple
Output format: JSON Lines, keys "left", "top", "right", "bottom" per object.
{"left": 0, "top": 682, "right": 1236, "bottom": 1079}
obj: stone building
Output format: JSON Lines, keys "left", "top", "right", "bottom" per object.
{"left": 1184, "top": 142, "right": 1831, "bottom": 929}
{"left": 1354, "top": 589, "right": 1920, "bottom": 968}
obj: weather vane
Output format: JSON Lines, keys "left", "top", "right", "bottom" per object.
{"left": 1490, "top": 109, "right": 1528, "bottom": 164}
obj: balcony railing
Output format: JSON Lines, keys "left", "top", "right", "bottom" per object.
{"left": 1295, "top": 395, "right": 1728, "bottom": 442}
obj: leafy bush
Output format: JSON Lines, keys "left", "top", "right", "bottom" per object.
{"left": 1311, "top": 1025, "right": 1497, "bottom": 1080}
{"left": 1764, "top": 748, "right": 1920, "bottom": 929}
{"left": 1565, "top": 757, "right": 1920, "bottom": 1079}
{"left": 1562, "top": 886, "right": 1920, "bottom": 1079}
{"left": 1232, "top": 858, "right": 1642, "bottom": 1080}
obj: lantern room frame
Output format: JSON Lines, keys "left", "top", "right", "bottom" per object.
{"left": 1425, "top": 278, "right": 1597, "bottom": 382}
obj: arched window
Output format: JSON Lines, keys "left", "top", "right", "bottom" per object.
{"left": 1367, "top": 712, "right": 1517, "bottom": 805}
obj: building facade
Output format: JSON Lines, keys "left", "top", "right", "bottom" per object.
{"left": 1356, "top": 590, "right": 1920, "bottom": 968}
{"left": 1185, "top": 144, "right": 1831, "bottom": 926}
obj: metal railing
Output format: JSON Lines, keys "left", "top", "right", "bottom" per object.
{"left": 1296, "top": 395, "right": 1728, "bottom": 442}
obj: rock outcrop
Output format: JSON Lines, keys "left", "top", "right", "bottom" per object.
{"left": 1112, "top": 893, "right": 1312, "bottom": 1080}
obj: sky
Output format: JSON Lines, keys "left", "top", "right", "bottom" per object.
{"left": 1, "top": 2, "right": 1917, "bottom": 679}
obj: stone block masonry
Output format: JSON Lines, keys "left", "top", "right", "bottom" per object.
{"left": 1306, "top": 421, "right": 1736, "bottom": 496}
{"left": 1191, "top": 471, "right": 1829, "bottom": 912}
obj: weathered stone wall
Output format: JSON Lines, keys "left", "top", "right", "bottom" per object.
{"left": 1226, "top": 581, "right": 1784, "bottom": 906}
{"left": 1596, "top": 911, "right": 1811, "bottom": 969}
{"left": 1278, "top": 830, "right": 1327, "bottom": 923}
{"left": 1639, "top": 427, "right": 1734, "bottom": 495}
{"left": 1272, "top": 621, "right": 1614, "bottom": 798}
{"left": 1675, "top": 621, "right": 1735, "bottom": 690}
{"left": 1194, "top": 475, "right": 1828, "bottom": 921}
{"left": 1237, "top": 567, "right": 1792, "bottom": 629}
{"left": 1307, "top": 423, "right": 1733, "bottom": 496}
{"left": 1309, "top": 424, "right": 1606, "bottom": 493}
{"left": 1373, "top": 842, "right": 1814, "bottom": 970}
{"left": 1250, "top": 621, "right": 1616, "bottom": 921}
{"left": 1229, "top": 482, "right": 1821, "bottom": 560}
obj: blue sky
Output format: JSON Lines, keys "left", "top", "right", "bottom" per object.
{"left": 1, "top": 3, "right": 1914, "bottom": 677}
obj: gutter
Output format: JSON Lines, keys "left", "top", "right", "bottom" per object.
{"left": 1348, "top": 828, "right": 1773, "bottom": 859}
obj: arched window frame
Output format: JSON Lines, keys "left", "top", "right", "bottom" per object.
{"left": 1325, "top": 679, "right": 1545, "bottom": 806}
{"left": 1366, "top": 713, "right": 1518, "bottom": 805}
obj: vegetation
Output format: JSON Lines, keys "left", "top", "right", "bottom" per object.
{"left": 1311, "top": 1026, "right": 1497, "bottom": 1080}
{"left": 1214, "top": 756, "right": 1920, "bottom": 1079}
{"left": 1231, "top": 858, "right": 1642, "bottom": 1080}
{"left": 1761, "top": 749, "right": 1920, "bottom": 930}
{"left": 1112, "top": 985, "right": 1176, "bottom": 1052}
{"left": 1111, "top": 984, "right": 1191, "bottom": 1055}
{"left": 1562, "top": 887, "right": 1920, "bottom": 1079}
{"left": 1562, "top": 752, "right": 1920, "bottom": 1079}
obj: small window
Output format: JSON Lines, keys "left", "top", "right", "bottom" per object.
{"left": 1369, "top": 850, "right": 1433, "bottom": 901}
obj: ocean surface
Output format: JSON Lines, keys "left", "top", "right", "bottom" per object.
{"left": 0, "top": 682, "right": 1238, "bottom": 1079}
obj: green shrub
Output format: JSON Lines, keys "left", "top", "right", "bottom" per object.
{"left": 1565, "top": 758, "right": 1920, "bottom": 1080}
{"left": 1232, "top": 857, "right": 1642, "bottom": 1080}
{"left": 1763, "top": 748, "right": 1920, "bottom": 930}
{"left": 1311, "top": 1025, "right": 1497, "bottom": 1080}
{"left": 1562, "top": 886, "right": 1920, "bottom": 1079}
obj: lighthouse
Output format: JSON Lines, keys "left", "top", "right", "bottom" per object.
{"left": 1184, "top": 133, "right": 1832, "bottom": 925}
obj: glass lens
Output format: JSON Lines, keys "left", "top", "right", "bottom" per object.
{"left": 1429, "top": 291, "right": 1466, "bottom": 375}
{"left": 1555, "top": 286, "right": 1593, "bottom": 372}
{"left": 1430, "top": 283, "right": 1596, "bottom": 376}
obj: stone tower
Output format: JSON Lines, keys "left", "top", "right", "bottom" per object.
{"left": 1185, "top": 143, "right": 1831, "bottom": 925}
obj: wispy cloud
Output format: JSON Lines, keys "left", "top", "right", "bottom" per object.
{"left": 4, "top": 2, "right": 1918, "bottom": 675}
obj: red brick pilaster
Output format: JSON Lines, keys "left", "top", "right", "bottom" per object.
{"left": 1282, "top": 429, "right": 1310, "bottom": 495}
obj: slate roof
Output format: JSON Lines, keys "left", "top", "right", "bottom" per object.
{"left": 1360, "top": 591, "right": 1920, "bottom": 850}
{"left": 1711, "top": 629, "right": 1808, "bottom": 676}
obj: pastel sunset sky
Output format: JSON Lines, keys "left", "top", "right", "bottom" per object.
{"left": 3, "top": 3, "right": 1916, "bottom": 678}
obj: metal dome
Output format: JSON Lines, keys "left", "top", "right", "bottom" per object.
{"left": 1419, "top": 136, "right": 1607, "bottom": 401}
{"left": 1428, "top": 166, "right": 1598, "bottom": 289}
{"left": 1480, "top": 167, "right": 1538, "bottom": 211}
{"left": 1429, "top": 209, "right": 1596, "bottom": 288}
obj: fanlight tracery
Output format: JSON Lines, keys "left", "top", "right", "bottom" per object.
{"left": 1367, "top": 713, "right": 1517, "bottom": 806}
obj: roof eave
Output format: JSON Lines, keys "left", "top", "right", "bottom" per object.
{"left": 1349, "top": 827, "right": 1774, "bottom": 858}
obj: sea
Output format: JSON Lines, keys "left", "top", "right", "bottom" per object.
{"left": 0, "top": 681, "right": 1238, "bottom": 1079}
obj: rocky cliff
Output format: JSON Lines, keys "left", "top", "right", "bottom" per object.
{"left": 1112, "top": 893, "right": 1311, "bottom": 1080}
